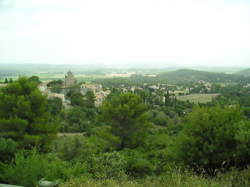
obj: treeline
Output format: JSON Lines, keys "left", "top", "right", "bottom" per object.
{"left": 0, "top": 77, "right": 250, "bottom": 187}
{"left": 94, "top": 69, "right": 250, "bottom": 88}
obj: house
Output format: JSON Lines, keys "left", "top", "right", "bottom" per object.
{"left": 80, "top": 83, "right": 102, "bottom": 94}
{"left": 47, "top": 93, "right": 65, "bottom": 102}
{"left": 95, "top": 90, "right": 111, "bottom": 107}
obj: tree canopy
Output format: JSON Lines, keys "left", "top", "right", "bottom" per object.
{"left": 0, "top": 77, "right": 57, "bottom": 150}
{"left": 101, "top": 93, "right": 150, "bottom": 149}
{"left": 173, "top": 105, "right": 250, "bottom": 173}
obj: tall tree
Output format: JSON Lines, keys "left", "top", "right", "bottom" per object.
{"left": 84, "top": 90, "right": 95, "bottom": 108}
{"left": 4, "top": 78, "right": 8, "bottom": 84}
{"left": 173, "top": 105, "right": 250, "bottom": 173}
{"left": 101, "top": 93, "right": 150, "bottom": 149}
{"left": 0, "top": 77, "right": 57, "bottom": 150}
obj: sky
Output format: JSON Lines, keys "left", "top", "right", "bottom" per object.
{"left": 0, "top": 0, "right": 249, "bottom": 67}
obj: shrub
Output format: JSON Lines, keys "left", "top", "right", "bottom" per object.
{"left": 87, "top": 151, "right": 127, "bottom": 180}
{"left": 0, "top": 150, "right": 88, "bottom": 187}
{"left": 172, "top": 105, "right": 250, "bottom": 173}
{"left": 234, "top": 121, "right": 250, "bottom": 167}
{"left": 122, "top": 149, "right": 155, "bottom": 178}
{"left": 52, "top": 134, "right": 116, "bottom": 161}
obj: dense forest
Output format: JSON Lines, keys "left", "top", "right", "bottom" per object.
{"left": 0, "top": 75, "right": 250, "bottom": 187}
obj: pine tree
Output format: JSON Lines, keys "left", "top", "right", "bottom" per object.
{"left": 101, "top": 93, "right": 150, "bottom": 149}
{"left": 0, "top": 77, "right": 57, "bottom": 150}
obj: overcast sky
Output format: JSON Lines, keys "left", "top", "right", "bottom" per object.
{"left": 0, "top": 0, "right": 249, "bottom": 67}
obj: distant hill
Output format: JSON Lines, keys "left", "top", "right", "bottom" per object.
{"left": 235, "top": 69, "right": 250, "bottom": 77}
{"left": 157, "top": 69, "right": 248, "bottom": 83}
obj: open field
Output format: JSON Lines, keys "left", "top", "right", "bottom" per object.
{"left": 177, "top": 94, "right": 219, "bottom": 104}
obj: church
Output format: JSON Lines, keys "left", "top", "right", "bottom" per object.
{"left": 64, "top": 70, "right": 77, "bottom": 88}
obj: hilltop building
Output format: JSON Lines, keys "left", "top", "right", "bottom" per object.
{"left": 65, "top": 70, "right": 77, "bottom": 88}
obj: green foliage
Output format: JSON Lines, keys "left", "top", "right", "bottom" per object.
{"left": 217, "top": 168, "right": 250, "bottom": 187}
{"left": 89, "top": 126, "right": 121, "bottom": 151}
{"left": 2, "top": 73, "right": 250, "bottom": 187}
{"left": 0, "top": 138, "right": 17, "bottom": 162}
{"left": 47, "top": 80, "right": 63, "bottom": 87}
{"left": 0, "top": 150, "right": 88, "bottom": 187}
{"left": 234, "top": 121, "right": 250, "bottom": 167}
{"left": 4, "top": 78, "right": 8, "bottom": 83}
{"left": 61, "top": 168, "right": 250, "bottom": 187}
{"left": 101, "top": 93, "right": 151, "bottom": 149}
{"left": 142, "top": 129, "right": 177, "bottom": 174}
{"left": 61, "top": 107, "right": 91, "bottom": 133}
{"left": 84, "top": 91, "right": 95, "bottom": 108}
{"left": 0, "top": 77, "right": 57, "bottom": 150}
{"left": 157, "top": 69, "right": 250, "bottom": 84}
{"left": 28, "top": 76, "right": 41, "bottom": 85}
{"left": 70, "top": 92, "right": 84, "bottom": 106}
{"left": 46, "top": 97, "right": 63, "bottom": 116}
{"left": 150, "top": 111, "right": 172, "bottom": 126}
{"left": 87, "top": 151, "right": 127, "bottom": 180}
{"left": 47, "top": 80, "right": 63, "bottom": 93}
{"left": 122, "top": 149, "right": 155, "bottom": 178}
{"left": 52, "top": 136, "right": 97, "bottom": 161}
{"left": 172, "top": 105, "right": 250, "bottom": 173}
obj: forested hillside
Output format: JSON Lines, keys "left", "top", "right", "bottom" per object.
{"left": 236, "top": 68, "right": 250, "bottom": 77}
{"left": 157, "top": 69, "right": 249, "bottom": 83}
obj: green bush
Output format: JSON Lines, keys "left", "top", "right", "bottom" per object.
{"left": 234, "top": 121, "right": 250, "bottom": 167}
{"left": 87, "top": 151, "right": 127, "bottom": 180}
{"left": 172, "top": 105, "right": 250, "bottom": 173}
{"left": 0, "top": 150, "right": 88, "bottom": 187}
{"left": 52, "top": 133, "right": 118, "bottom": 161}
{"left": 122, "top": 149, "right": 155, "bottom": 178}
{"left": 143, "top": 130, "right": 177, "bottom": 174}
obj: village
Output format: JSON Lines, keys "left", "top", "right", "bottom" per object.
{"left": 38, "top": 71, "right": 111, "bottom": 107}
{"left": 0, "top": 70, "right": 219, "bottom": 107}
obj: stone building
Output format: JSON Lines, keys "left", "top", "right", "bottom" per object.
{"left": 65, "top": 70, "right": 77, "bottom": 88}
{"left": 95, "top": 90, "right": 111, "bottom": 107}
{"left": 80, "top": 83, "right": 102, "bottom": 95}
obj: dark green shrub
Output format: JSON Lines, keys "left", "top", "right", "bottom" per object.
{"left": 172, "top": 105, "right": 250, "bottom": 173}
{"left": 122, "top": 149, "right": 155, "bottom": 178}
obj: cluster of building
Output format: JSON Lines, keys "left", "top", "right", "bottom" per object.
{"left": 39, "top": 71, "right": 110, "bottom": 107}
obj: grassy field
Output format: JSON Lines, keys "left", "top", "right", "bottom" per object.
{"left": 177, "top": 94, "right": 219, "bottom": 104}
